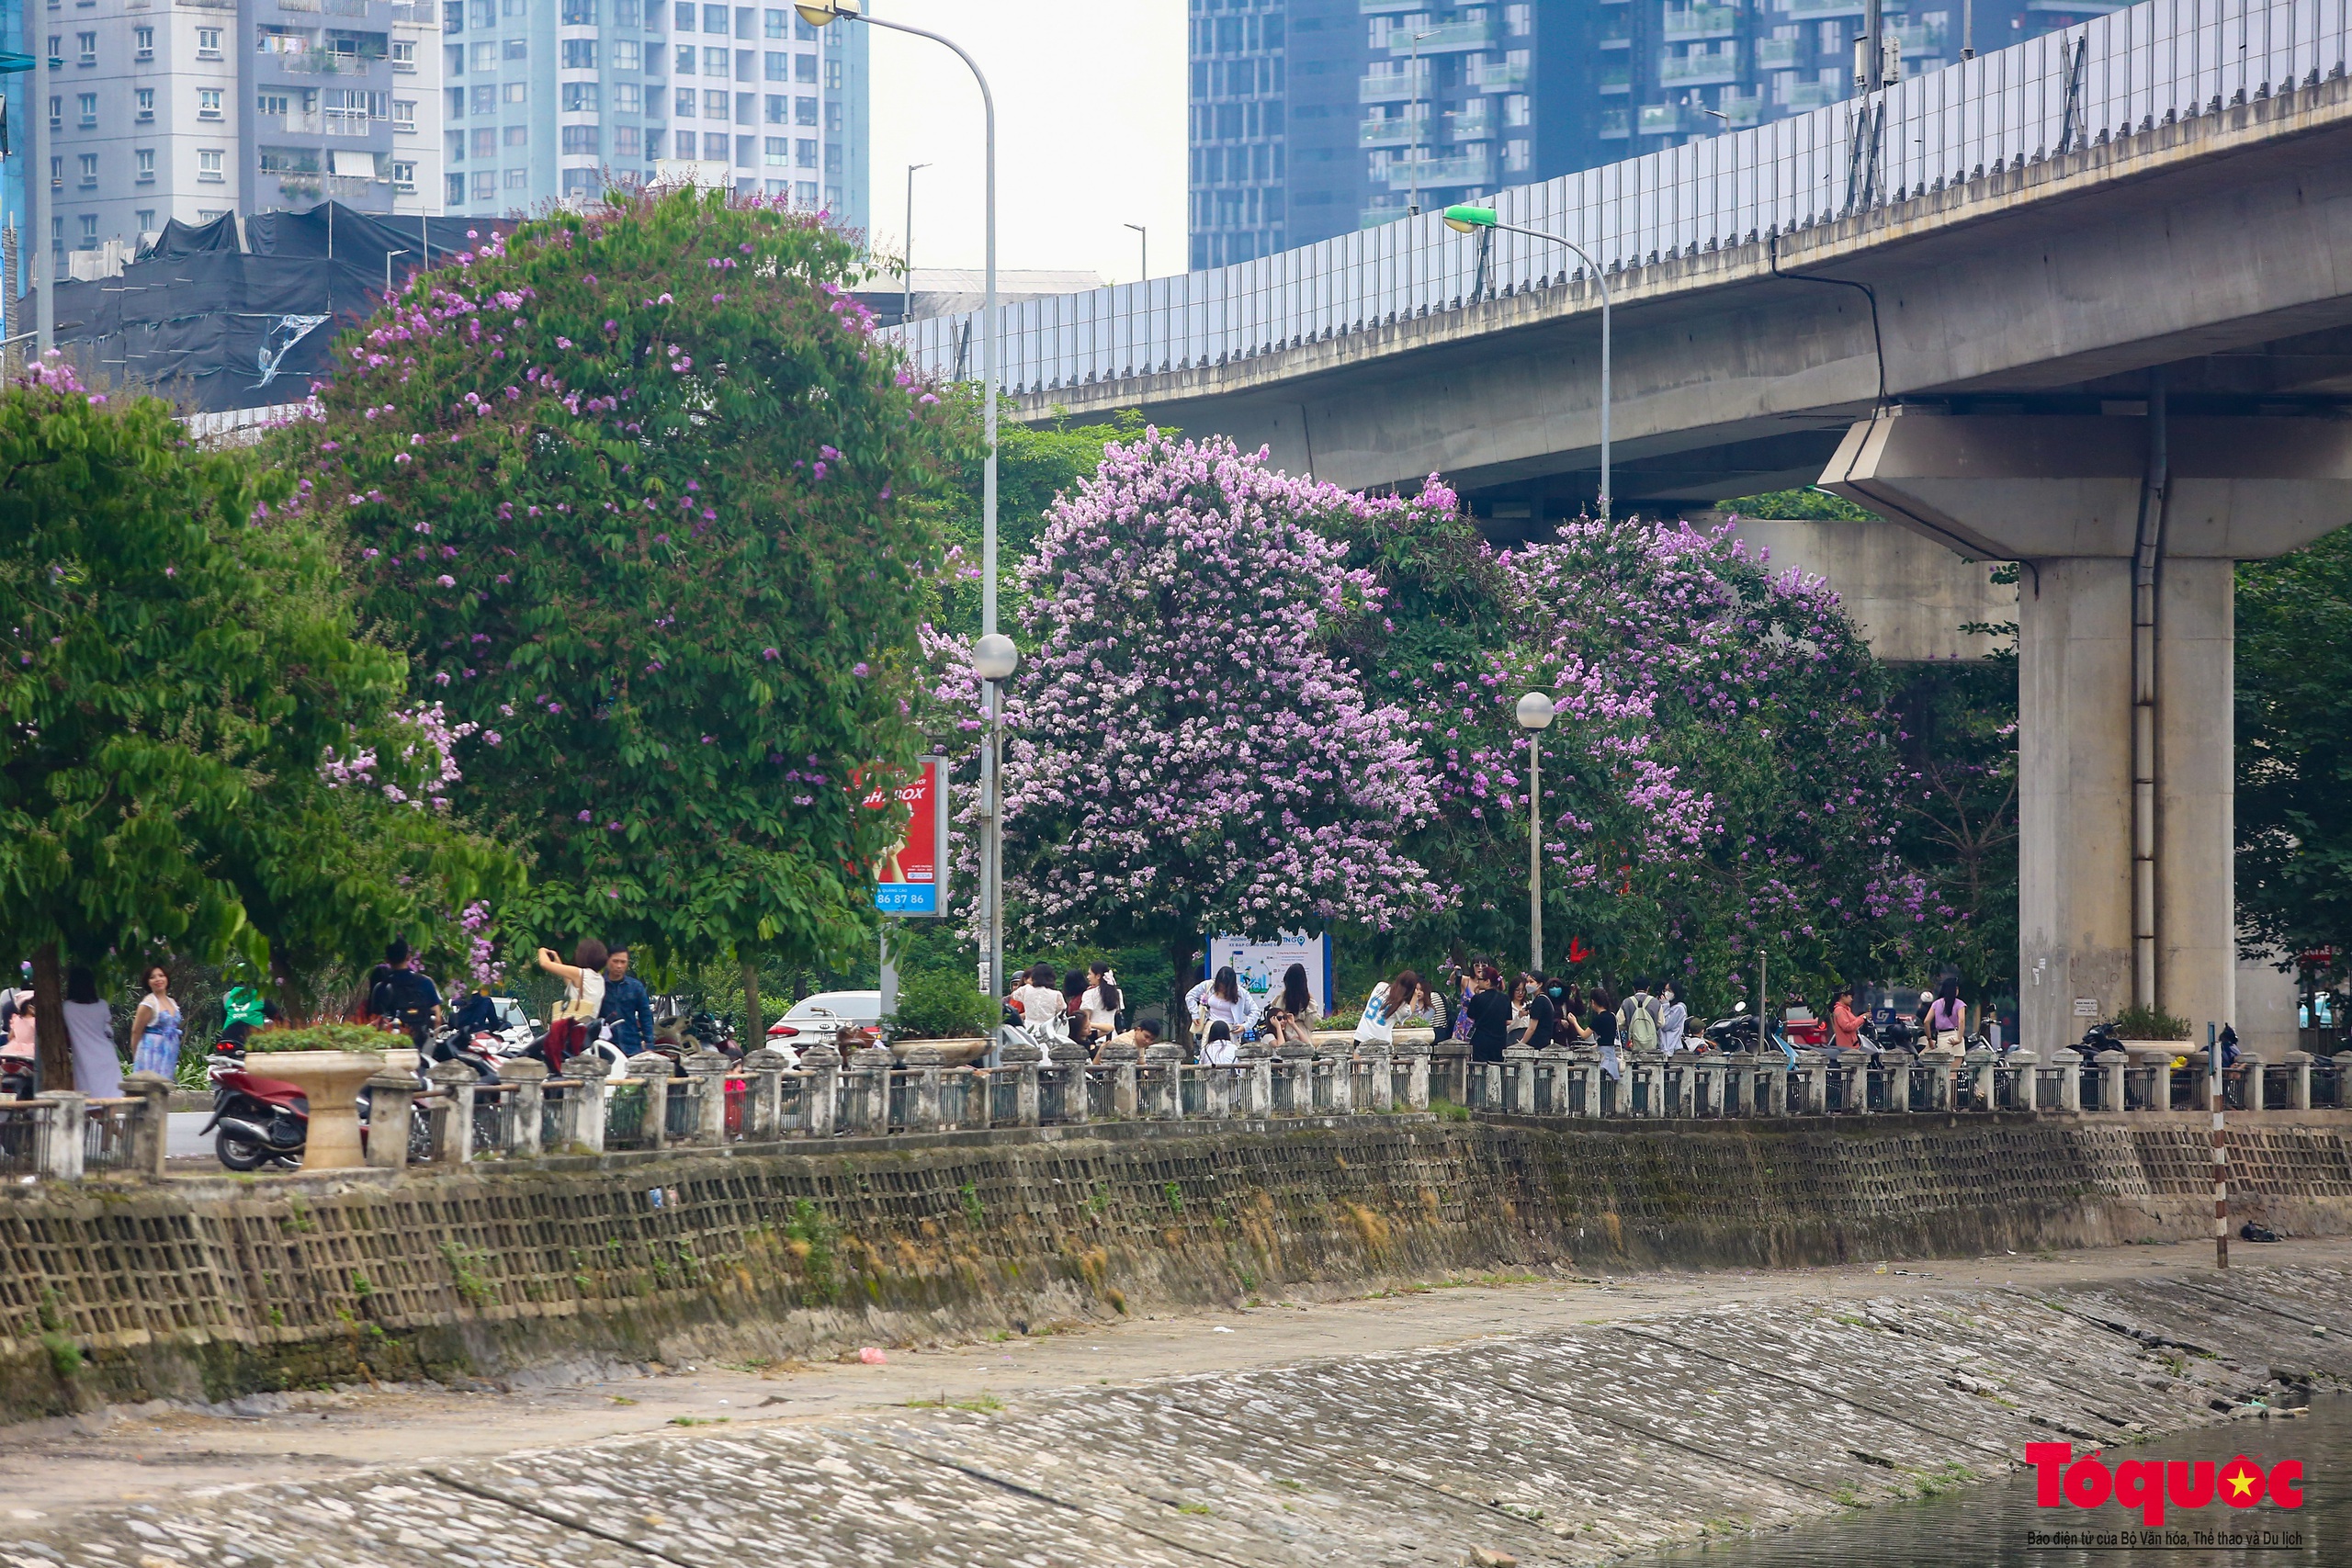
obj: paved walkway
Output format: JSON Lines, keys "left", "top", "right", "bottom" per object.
{"left": 6, "top": 1239, "right": 2346, "bottom": 1565}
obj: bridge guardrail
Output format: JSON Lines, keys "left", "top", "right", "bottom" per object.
{"left": 889, "top": 0, "right": 2350, "bottom": 401}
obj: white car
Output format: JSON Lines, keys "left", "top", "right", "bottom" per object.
{"left": 768, "top": 990, "right": 884, "bottom": 1055}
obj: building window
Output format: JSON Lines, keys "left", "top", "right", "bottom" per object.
{"left": 561, "top": 82, "right": 600, "bottom": 110}
{"left": 257, "top": 90, "right": 288, "bottom": 115}
{"left": 76, "top": 153, "right": 96, "bottom": 188}
{"left": 75, "top": 30, "right": 95, "bottom": 65}
{"left": 392, "top": 39, "right": 416, "bottom": 71}
{"left": 763, "top": 93, "right": 782, "bottom": 122}
{"left": 674, "top": 43, "right": 695, "bottom": 73}
{"left": 391, "top": 159, "right": 416, "bottom": 193}
{"left": 503, "top": 167, "right": 526, "bottom": 189}
{"left": 763, "top": 6, "right": 784, "bottom": 38}
{"left": 794, "top": 51, "right": 814, "bottom": 84}
{"left": 46, "top": 95, "right": 59, "bottom": 131}
{"left": 674, "top": 86, "right": 694, "bottom": 116}
{"left": 822, "top": 140, "right": 839, "bottom": 174}
{"left": 133, "top": 26, "right": 153, "bottom": 61}
{"left": 198, "top": 148, "right": 225, "bottom": 181}
{"left": 795, "top": 178, "right": 815, "bottom": 206}
{"left": 702, "top": 87, "right": 726, "bottom": 117}
{"left": 562, "top": 39, "right": 596, "bottom": 68}
{"left": 701, "top": 3, "right": 725, "bottom": 31}
{"left": 823, "top": 58, "right": 840, "bottom": 89}
{"left": 446, "top": 43, "right": 464, "bottom": 76}
{"left": 1504, "top": 3, "right": 1532, "bottom": 37}
{"left": 763, "top": 49, "right": 785, "bottom": 80}
{"left": 560, "top": 125, "right": 597, "bottom": 152}
{"left": 824, "top": 96, "right": 840, "bottom": 132}
{"left": 136, "top": 209, "right": 155, "bottom": 232}
{"left": 135, "top": 148, "right": 155, "bottom": 182}
{"left": 447, "top": 171, "right": 466, "bottom": 204}
{"left": 195, "top": 27, "right": 220, "bottom": 59}
{"left": 560, "top": 0, "right": 596, "bottom": 21}
{"left": 79, "top": 214, "right": 97, "bottom": 246}
{"left": 503, "top": 122, "right": 526, "bottom": 145}
{"left": 469, "top": 127, "right": 494, "bottom": 156}
{"left": 763, "top": 134, "right": 786, "bottom": 165}
{"left": 613, "top": 39, "right": 639, "bottom": 70}
{"left": 613, "top": 82, "right": 640, "bottom": 112}
{"left": 614, "top": 124, "right": 639, "bottom": 155}
{"left": 1503, "top": 138, "right": 1530, "bottom": 172}
{"left": 198, "top": 88, "right": 223, "bottom": 119}
{"left": 503, "top": 37, "right": 526, "bottom": 60}
{"left": 465, "top": 84, "right": 492, "bottom": 112}
{"left": 617, "top": 0, "right": 639, "bottom": 26}
{"left": 469, "top": 40, "right": 496, "bottom": 70}
{"left": 44, "top": 36, "right": 59, "bottom": 70}
{"left": 794, "top": 93, "right": 815, "bottom": 126}
{"left": 75, "top": 93, "right": 95, "bottom": 127}
{"left": 502, "top": 81, "right": 526, "bottom": 104}
{"left": 392, "top": 97, "right": 416, "bottom": 130}
{"left": 701, "top": 44, "right": 727, "bottom": 73}
{"left": 134, "top": 87, "right": 153, "bottom": 122}
{"left": 471, "top": 170, "right": 496, "bottom": 198}
{"left": 702, "top": 130, "right": 727, "bottom": 159}
{"left": 443, "top": 2, "right": 463, "bottom": 33}
{"left": 673, "top": 2, "right": 692, "bottom": 29}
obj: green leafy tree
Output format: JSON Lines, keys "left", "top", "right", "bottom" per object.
{"left": 284, "top": 188, "right": 956, "bottom": 1030}
{"left": 0, "top": 366, "right": 506, "bottom": 1087}
{"left": 2237, "top": 526, "right": 2352, "bottom": 982}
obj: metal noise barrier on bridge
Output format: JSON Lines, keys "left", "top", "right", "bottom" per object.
{"left": 887, "top": 0, "right": 2350, "bottom": 400}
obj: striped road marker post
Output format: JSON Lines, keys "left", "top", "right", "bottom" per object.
{"left": 2211, "top": 1021, "right": 2229, "bottom": 1271}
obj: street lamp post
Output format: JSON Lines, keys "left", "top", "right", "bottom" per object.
{"left": 799, "top": 1, "right": 1004, "bottom": 1001}
{"left": 1408, "top": 30, "right": 1434, "bottom": 218}
{"left": 1445, "top": 204, "right": 1611, "bottom": 523}
{"left": 1123, "top": 221, "right": 1146, "bottom": 283}
{"left": 972, "top": 634, "right": 1019, "bottom": 1006}
{"left": 902, "top": 161, "right": 929, "bottom": 325}
{"left": 1515, "top": 692, "right": 1555, "bottom": 974}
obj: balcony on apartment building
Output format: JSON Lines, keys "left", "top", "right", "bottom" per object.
{"left": 1358, "top": 108, "right": 1430, "bottom": 148}
{"left": 1662, "top": 4, "right": 1740, "bottom": 40}
{"left": 1359, "top": 61, "right": 1432, "bottom": 103}
{"left": 1464, "top": 54, "right": 1527, "bottom": 90}
{"left": 1382, "top": 144, "right": 1489, "bottom": 191}
{"left": 1755, "top": 34, "right": 1803, "bottom": 68}
{"left": 1660, "top": 41, "right": 1740, "bottom": 85}
{"left": 1385, "top": 17, "right": 1498, "bottom": 54}
{"left": 1779, "top": 0, "right": 1868, "bottom": 17}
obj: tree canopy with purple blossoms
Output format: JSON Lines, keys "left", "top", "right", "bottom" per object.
{"left": 934, "top": 431, "right": 1446, "bottom": 1031}
{"left": 283, "top": 187, "right": 957, "bottom": 1010}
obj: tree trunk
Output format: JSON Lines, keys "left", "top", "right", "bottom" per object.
{"left": 1169, "top": 938, "right": 1194, "bottom": 1049}
{"left": 741, "top": 954, "right": 763, "bottom": 1054}
{"left": 31, "top": 942, "right": 74, "bottom": 1092}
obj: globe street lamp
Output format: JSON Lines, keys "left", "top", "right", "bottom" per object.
{"left": 1516, "top": 691, "right": 1555, "bottom": 974}
{"left": 972, "top": 632, "right": 1019, "bottom": 1005}
{"left": 799, "top": 0, "right": 1006, "bottom": 1000}
{"left": 1445, "top": 204, "right": 1611, "bottom": 523}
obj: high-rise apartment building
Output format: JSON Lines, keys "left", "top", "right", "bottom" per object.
{"left": 1190, "top": 0, "right": 2121, "bottom": 269}
{"left": 439, "top": 0, "right": 867, "bottom": 234}
{"left": 38, "top": 0, "right": 443, "bottom": 265}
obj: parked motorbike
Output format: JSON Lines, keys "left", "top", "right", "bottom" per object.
{"left": 1702, "top": 1010, "right": 1759, "bottom": 1054}
{"left": 652, "top": 995, "right": 740, "bottom": 1059}
{"left": 203, "top": 1054, "right": 311, "bottom": 1170}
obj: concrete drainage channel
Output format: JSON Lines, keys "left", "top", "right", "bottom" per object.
{"left": 9, "top": 1264, "right": 2347, "bottom": 1566}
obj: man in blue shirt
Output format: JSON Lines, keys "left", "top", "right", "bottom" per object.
{"left": 599, "top": 946, "right": 656, "bottom": 1055}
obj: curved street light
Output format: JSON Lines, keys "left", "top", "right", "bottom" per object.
{"left": 1445, "top": 204, "right": 1611, "bottom": 524}
{"left": 800, "top": 0, "right": 1010, "bottom": 998}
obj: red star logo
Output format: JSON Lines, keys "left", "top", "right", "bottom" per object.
{"left": 2219, "top": 1456, "right": 2265, "bottom": 1506}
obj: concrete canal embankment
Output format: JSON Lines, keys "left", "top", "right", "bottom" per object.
{"left": 6, "top": 1111, "right": 2351, "bottom": 1421}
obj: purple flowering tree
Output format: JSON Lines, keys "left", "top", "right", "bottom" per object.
{"left": 284, "top": 186, "right": 958, "bottom": 1024}
{"left": 929, "top": 432, "right": 1446, "bottom": 1033}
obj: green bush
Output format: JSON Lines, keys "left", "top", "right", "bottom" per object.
{"left": 889, "top": 970, "right": 995, "bottom": 1041}
{"left": 2109, "top": 1004, "right": 2190, "bottom": 1040}
{"left": 244, "top": 1021, "right": 404, "bottom": 1055}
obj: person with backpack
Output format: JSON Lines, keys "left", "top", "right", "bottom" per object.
{"left": 1620, "top": 979, "right": 1664, "bottom": 1055}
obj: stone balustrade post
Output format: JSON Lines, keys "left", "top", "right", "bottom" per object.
{"left": 1537, "top": 1044, "right": 1573, "bottom": 1115}
{"left": 565, "top": 1053, "right": 612, "bottom": 1152}
{"left": 905, "top": 1045, "right": 944, "bottom": 1132}
{"left": 360, "top": 1070, "right": 416, "bottom": 1172}
{"left": 499, "top": 1058, "right": 549, "bottom": 1157}
{"left": 1884, "top": 1053, "right": 1914, "bottom": 1115}
{"left": 1235, "top": 1041, "right": 1272, "bottom": 1118}
{"left": 1762, "top": 1057, "right": 1790, "bottom": 1117}
{"left": 2095, "top": 1048, "right": 2128, "bottom": 1114}
{"left": 998, "top": 1040, "right": 1043, "bottom": 1127}
{"left": 1839, "top": 1055, "right": 1867, "bottom": 1114}
{"left": 638, "top": 1064, "right": 672, "bottom": 1149}
{"left": 33, "top": 1090, "right": 86, "bottom": 1180}
{"left": 740, "top": 1047, "right": 791, "bottom": 1140}
{"left": 1326, "top": 1043, "right": 1355, "bottom": 1116}
{"left": 680, "top": 1050, "right": 730, "bottom": 1145}
{"left": 1363, "top": 1040, "right": 1396, "bottom": 1112}
{"left": 1433, "top": 1041, "right": 1470, "bottom": 1108}
{"left": 1144, "top": 1043, "right": 1183, "bottom": 1120}
{"left": 1099, "top": 1041, "right": 1141, "bottom": 1120}
{"left": 2009, "top": 1050, "right": 2041, "bottom": 1112}
{"left": 2044, "top": 1047, "right": 2081, "bottom": 1112}
{"left": 1690, "top": 1057, "right": 1720, "bottom": 1117}
{"left": 428, "top": 1059, "right": 476, "bottom": 1165}
{"left": 1502, "top": 1043, "right": 1536, "bottom": 1115}
{"left": 1400, "top": 1039, "right": 1431, "bottom": 1112}
{"left": 2285, "top": 1050, "right": 2313, "bottom": 1111}
{"left": 1964, "top": 1050, "right": 1996, "bottom": 1112}
{"left": 1050, "top": 1039, "right": 1091, "bottom": 1124}
{"left": 2237, "top": 1048, "right": 2267, "bottom": 1116}
{"left": 1795, "top": 1051, "right": 1826, "bottom": 1116}
{"left": 121, "top": 1070, "right": 175, "bottom": 1179}
{"left": 799, "top": 1043, "right": 840, "bottom": 1138}
{"left": 850, "top": 1044, "right": 895, "bottom": 1134}
{"left": 1275, "top": 1041, "right": 1314, "bottom": 1115}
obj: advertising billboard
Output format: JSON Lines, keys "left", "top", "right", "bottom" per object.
{"left": 866, "top": 756, "right": 949, "bottom": 918}
{"left": 1204, "top": 931, "right": 1335, "bottom": 1017}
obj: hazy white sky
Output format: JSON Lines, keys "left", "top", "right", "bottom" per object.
{"left": 865, "top": 1, "right": 1188, "bottom": 287}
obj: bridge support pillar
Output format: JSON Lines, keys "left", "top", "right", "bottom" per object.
{"left": 1823, "top": 409, "right": 2352, "bottom": 1056}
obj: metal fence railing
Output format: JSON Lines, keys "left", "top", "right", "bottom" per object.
{"left": 888, "top": 0, "right": 2349, "bottom": 399}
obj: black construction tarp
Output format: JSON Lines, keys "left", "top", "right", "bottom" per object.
{"left": 21, "top": 203, "right": 516, "bottom": 412}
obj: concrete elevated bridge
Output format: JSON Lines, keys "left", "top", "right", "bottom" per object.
{"left": 891, "top": 0, "right": 2352, "bottom": 1057}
